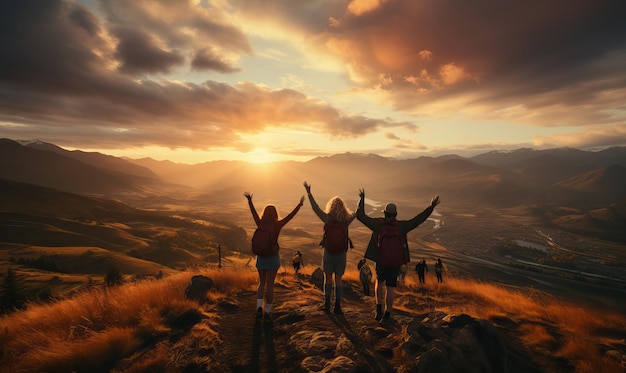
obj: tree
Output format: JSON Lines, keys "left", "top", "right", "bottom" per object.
{"left": 104, "top": 267, "right": 123, "bottom": 287}
{"left": 1, "top": 267, "right": 27, "bottom": 313}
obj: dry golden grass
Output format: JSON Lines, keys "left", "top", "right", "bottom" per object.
{"left": 1, "top": 265, "right": 624, "bottom": 372}
{"left": 341, "top": 267, "right": 625, "bottom": 372}
{"left": 0, "top": 267, "right": 257, "bottom": 373}
{"left": 399, "top": 275, "right": 626, "bottom": 373}
{"left": 425, "top": 277, "right": 624, "bottom": 336}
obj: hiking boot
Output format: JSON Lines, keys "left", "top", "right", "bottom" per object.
{"left": 374, "top": 304, "right": 383, "bottom": 321}
{"left": 333, "top": 302, "right": 343, "bottom": 315}
{"left": 321, "top": 301, "right": 331, "bottom": 313}
{"left": 255, "top": 307, "right": 263, "bottom": 320}
{"left": 263, "top": 312, "right": 272, "bottom": 323}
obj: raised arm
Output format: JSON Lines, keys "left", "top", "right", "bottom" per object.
{"left": 403, "top": 195, "right": 440, "bottom": 232}
{"left": 244, "top": 192, "right": 261, "bottom": 226}
{"left": 303, "top": 181, "right": 327, "bottom": 221}
{"left": 356, "top": 188, "right": 377, "bottom": 230}
{"left": 279, "top": 195, "right": 305, "bottom": 227}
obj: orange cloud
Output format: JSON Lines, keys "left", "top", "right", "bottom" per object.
{"left": 533, "top": 124, "right": 626, "bottom": 149}
{"left": 348, "top": 0, "right": 390, "bottom": 16}
{"left": 439, "top": 63, "right": 472, "bottom": 86}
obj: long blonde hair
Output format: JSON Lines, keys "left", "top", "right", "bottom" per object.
{"left": 325, "top": 197, "right": 352, "bottom": 222}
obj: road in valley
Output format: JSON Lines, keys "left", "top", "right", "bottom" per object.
{"left": 406, "top": 216, "right": 626, "bottom": 314}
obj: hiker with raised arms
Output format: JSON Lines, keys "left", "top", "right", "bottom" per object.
{"left": 356, "top": 189, "right": 440, "bottom": 323}
{"left": 245, "top": 192, "right": 304, "bottom": 322}
{"left": 303, "top": 181, "right": 356, "bottom": 315}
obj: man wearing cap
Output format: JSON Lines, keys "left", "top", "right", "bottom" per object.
{"left": 356, "top": 189, "right": 440, "bottom": 322}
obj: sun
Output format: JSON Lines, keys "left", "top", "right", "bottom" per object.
{"left": 246, "top": 148, "right": 279, "bottom": 164}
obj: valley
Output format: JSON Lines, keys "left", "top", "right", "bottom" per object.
{"left": 1, "top": 139, "right": 625, "bottom": 318}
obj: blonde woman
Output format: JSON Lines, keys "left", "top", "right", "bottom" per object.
{"left": 303, "top": 181, "right": 356, "bottom": 314}
{"left": 245, "top": 192, "right": 304, "bottom": 321}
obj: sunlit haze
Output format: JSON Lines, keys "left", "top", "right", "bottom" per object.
{"left": 2, "top": 1, "right": 626, "bottom": 164}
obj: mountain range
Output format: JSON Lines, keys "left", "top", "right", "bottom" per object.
{"left": 2, "top": 137, "right": 626, "bottom": 242}
{"left": 2, "top": 138, "right": 626, "bottom": 205}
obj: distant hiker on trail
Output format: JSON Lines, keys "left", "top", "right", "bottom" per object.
{"left": 245, "top": 192, "right": 304, "bottom": 322}
{"left": 399, "top": 264, "right": 407, "bottom": 286}
{"left": 357, "top": 189, "right": 440, "bottom": 323}
{"left": 304, "top": 181, "right": 356, "bottom": 315}
{"left": 415, "top": 259, "right": 428, "bottom": 284}
{"left": 435, "top": 258, "right": 444, "bottom": 283}
{"left": 357, "top": 258, "right": 372, "bottom": 296}
{"left": 292, "top": 251, "right": 303, "bottom": 275}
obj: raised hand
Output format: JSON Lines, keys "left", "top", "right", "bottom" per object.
{"left": 299, "top": 195, "right": 305, "bottom": 206}
{"left": 359, "top": 188, "right": 365, "bottom": 200}
{"left": 303, "top": 181, "right": 311, "bottom": 194}
{"left": 431, "top": 195, "right": 440, "bottom": 208}
{"left": 244, "top": 192, "right": 253, "bottom": 201}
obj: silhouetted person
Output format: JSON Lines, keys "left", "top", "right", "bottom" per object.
{"left": 357, "top": 188, "right": 440, "bottom": 322}
{"left": 399, "top": 264, "right": 407, "bottom": 286}
{"left": 245, "top": 192, "right": 304, "bottom": 321}
{"left": 292, "top": 251, "right": 303, "bottom": 275}
{"left": 357, "top": 258, "right": 372, "bottom": 296}
{"left": 304, "top": 181, "right": 356, "bottom": 314}
{"left": 435, "top": 258, "right": 444, "bottom": 283}
{"left": 415, "top": 260, "right": 428, "bottom": 284}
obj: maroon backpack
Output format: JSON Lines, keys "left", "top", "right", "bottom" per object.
{"left": 322, "top": 220, "right": 352, "bottom": 254}
{"left": 251, "top": 222, "right": 278, "bottom": 257}
{"left": 377, "top": 218, "right": 406, "bottom": 267}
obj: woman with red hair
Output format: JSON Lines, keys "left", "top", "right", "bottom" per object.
{"left": 245, "top": 191, "right": 304, "bottom": 321}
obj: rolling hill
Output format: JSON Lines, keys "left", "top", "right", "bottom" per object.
{"left": 0, "top": 178, "right": 249, "bottom": 298}
{"left": 2, "top": 139, "right": 626, "bottom": 299}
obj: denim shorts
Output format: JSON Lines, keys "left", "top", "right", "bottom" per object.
{"left": 256, "top": 252, "right": 281, "bottom": 270}
{"left": 375, "top": 263, "right": 400, "bottom": 287}
{"left": 322, "top": 250, "right": 347, "bottom": 275}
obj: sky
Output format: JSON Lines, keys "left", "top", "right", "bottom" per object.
{"left": 1, "top": 0, "right": 626, "bottom": 164}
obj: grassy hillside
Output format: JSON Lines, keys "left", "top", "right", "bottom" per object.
{"left": 0, "top": 179, "right": 250, "bottom": 301}
{"left": 1, "top": 266, "right": 624, "bottom": 372}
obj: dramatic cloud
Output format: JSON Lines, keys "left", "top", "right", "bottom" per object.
{"left": 1, "top": 0, "right": 626, "bottom": 159}
{"left": 0, "top": 0, "right": 407, "bottom": 150}
{"left": 231, "top": 0, "right": 626, "bottom": 127}
{"left": 533, "top": 124, "right": 626, "bottom": 149}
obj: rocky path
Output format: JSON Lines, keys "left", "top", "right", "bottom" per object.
{"left": 188, "top": 272, "right": 548, "bottom": 373}
{"left": 211, "top": 275, "right": 399, "bottom": 372}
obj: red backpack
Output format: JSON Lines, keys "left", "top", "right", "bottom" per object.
{"left": 251, "top": 222, "right": 278, "bottom": 257}
{"left": 322, "top": 220, "right": 352, "bottom": 254}
{"left": 377, "top": 218, "right": 406, "bottom": 267}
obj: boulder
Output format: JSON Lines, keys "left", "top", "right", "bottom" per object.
{"left": 404, "top": 312, "right": 509, "bottom": 373}
{"left": 310, "top": 267, "right": 324, "bottom": 288}
{"left": 184, "top": 275, "right": 213, "bottom": 302}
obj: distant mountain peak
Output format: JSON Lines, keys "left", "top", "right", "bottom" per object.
{"left": 22, "top": 139, "right": 67, "bottom": 152}
{"left": 16, "top": 139, "right": 47, "bottom": 146}
{"left": 313, "top": 152, "right": 390, "bottom": 162}
{"left": 484, "top": 148, "right": 534, "bottom": 155}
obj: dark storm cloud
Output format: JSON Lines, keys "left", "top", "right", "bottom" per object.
{"left": 191, "top": 48, "right": 241, "bottom": 73}
{"left": 114, "top": 26, "right": 185, "bottom": 74}
{"left": 232, "top": 0, "right": 626, "bottom": 128}
{"left": 0, "top": 0, "right": 399, "bottom": 149}
{"left": 0, "top": 0, "right": 113, "bottom": 94}
{"left": 336, "top": 0, "right": 626, "bottom": 126}
{"left": 100, "top": 0, "right": 253, "bottom": 76}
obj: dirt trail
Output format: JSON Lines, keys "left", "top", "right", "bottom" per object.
{"left": 164, "top": 272, "right": 582, "bottom": 373}
{"left": 212, "top": 275, "right": 399, "bottom": 372}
